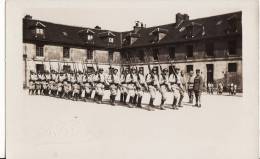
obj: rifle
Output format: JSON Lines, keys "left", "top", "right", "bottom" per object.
{"left": 145, "top": 48, "right": 154, "bottom": 79}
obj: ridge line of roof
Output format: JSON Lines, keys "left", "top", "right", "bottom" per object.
{"left": 24, "top": 11, "right": 242, "bottom": 33}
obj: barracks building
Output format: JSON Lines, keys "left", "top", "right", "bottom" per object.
{"left": 23, "top": 11, "right": 242, "bottom": 91}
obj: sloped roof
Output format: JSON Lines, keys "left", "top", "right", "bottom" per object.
{"left": 23, "top": 19, "right": 122, "bottom": 49}
{"left": 23, "top": 11, "right": 242, "bottom": 50}
{"left": 122, "top": 11, "right": 242, "bottom": 48}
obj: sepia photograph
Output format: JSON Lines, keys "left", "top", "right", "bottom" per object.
{"left": 5, "top": 0, "right": 259, "bottom": 159}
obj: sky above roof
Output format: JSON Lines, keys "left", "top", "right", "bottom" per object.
{"left": 24, "top": 0, "right": 245, "bottom": 32}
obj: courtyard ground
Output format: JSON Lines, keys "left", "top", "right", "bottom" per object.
{"left": 7, "top": 91, "right": 256, "bottom": 159}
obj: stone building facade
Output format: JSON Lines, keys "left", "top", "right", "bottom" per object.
{"left": 23, "top": 11, "right": 242, "bottom": 91}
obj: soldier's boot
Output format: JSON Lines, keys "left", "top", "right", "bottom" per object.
{"left": 172, "top": 98, "right": 178, "bottom": 110}
{"left": 149, "top": 98, "right": 156, "bottom": 107}
{"left": 123, "top": 93, "right": 127, "bottom": 105}
{"left": 94, "top": 93, "right": 98, "bottom": 101}
{"left": 178, "top": 95, "right": 184, "bottom": 107}
{"left": 120, "top": 93, "right": 124, "bottom": 103}
{"left": 133, "top": 94, "right": 137, "bottom": 105}
{"left": 137, "top": 96, "right": 142, "bottom": 108}
{"left": 111, "top": 95, "right": 116, "bottom": 106}
{"left": 160, "top": 99, "right": 166, "bottom": 110}
{"left": 128, "top": 96, "right": 134, "bottom": 108}
{"left": 99, "top": 95, "right": 103, "bottom": 104}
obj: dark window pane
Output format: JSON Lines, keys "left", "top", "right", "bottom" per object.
{"left": 186, "top": 45, "right": 193, "bottom": 57}
{"left": 228, "top": 63, "right": 237, "bottom": 72}
{"left": 87, "top": 49, "right": 93, "bottom": 60}
{"left": 36, "top": 64, "right": 44, "bottom": 73}
{"left": 63, "top": 47, "right": 70, "bottom": 58}
{"left": 228, "top": 40, "right": 237, "bottom": 55}
{"left": 152, "top": 48, "right": 159, "bottom": 61}
{"left": 205, "top": 42, "right": 214, "bottom": 56}
{"left": 36, "top": 45, "right": 44, "bottom": 57}
{"left": 169, "top": 47, "right": 175, "bottom": 59}
{"left": 186, "top": 65, "right": 193, "bottom": 73}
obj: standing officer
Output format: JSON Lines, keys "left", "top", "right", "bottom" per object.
{"left": 178, "top": 70, "right": 186, "bottom": 107}
{"left": 193, "top": 69, "right": 204, "bottom": 107}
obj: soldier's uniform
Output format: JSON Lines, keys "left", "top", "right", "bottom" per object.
{"left": 135, "top": 69, "right": 147, "bottom": 108}
{"left": 125, "top": 68, "right": 138, "bottom": 107}
{"left": 72, "top": 81, "right": 80, "bottom": 101}
{"left": 217, "top": 83, "right": 223, "bottom": 95}
{"left": 146, "top": 67, "right": 159, "bottom": 110}
{"left": 29, "top": 71, "right": 37, "bottom": 95}
{"left": 178, "top": 71, "right": 186, "bottom": 107}
{"left": 107, "top": 68, "right": 120, "bottom": 105}
{"left": 57, "top": 73, "right": 65, "bottom": 98}
{"left": 187, "top": 71, "right": 195, "bottom": 103}
{"left": 93, "top": 68, "right": 106, "bottom": 104}
{"left": 119, "top": 70, "right": 128, "bottom": 104}
{"left": 35, "top": 78, "right": 42, "bottom": 95}
{"left": 168, "top": 68, "right": 181, "bottom": 110}
{"left": 193, "top": 69, "right": 204, "bottom": 107}
{"left": 50, "top": 71, "right": 58, "bottom": 96}
{"left": 159, "top": 68, "right": 170, "bottom": 110}
{"left": 38, "top": 73, "right": 46, "bottom": 95}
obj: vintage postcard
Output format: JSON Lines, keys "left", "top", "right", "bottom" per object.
{"left": 5, "top": 0, "right": 259, "bottom": 159}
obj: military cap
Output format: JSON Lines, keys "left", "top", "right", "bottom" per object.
{"left": 163, "top": 68, "right": 168, "bottom": 72}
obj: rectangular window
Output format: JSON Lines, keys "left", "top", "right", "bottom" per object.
{"left": 36, "top": 28, "right": 44, "bottom": 35}
{"left": 228, "top": 63, "right": 237, "bottom": 72}
{"left": 205, "top": 42, "right": 214, "bottom": 56}
{"left": 168, "top": 65, "right": 175, "bottom": 75}
{"left": 109, "top": 51, "right": 113, "bottom": 61}
{"left": 63, "top": 65, "right": 71, "bottom": 73}
{"left": 36, "top": 64, "right": 44, "bottom": 73}
{"left": 169, "top": 47, "right": 175, "bottom": 59}
{"left": 186, "top": 65, "right": 193, "bottom": 73}
{"left": 36, "top": 44, "right": 44, "bottom": 57}
{"left": 152, "top": 48, "right": 159, "bottom": 61}
{"left": 186, "top": 45, "right": 193, "bottom": 57}
{"left": 87, "top": 67, "right": 95, "bottom": 73}
{"left": 138, "top": 50, "right": 145, "bottom": 61}
{"left": 108, "top": 37, "right": 114, "bottom": 43}
{"left": 87, "top": 49, "right": 94, "bottom": 60}
{"left": 63, "top": 47, "right": 70, "bottom": 58}
{"left": 228, "top": 40, "right": 237, "bottom": 55}
{"left": 87, "top": 34, "right": 93, "bottom": 41}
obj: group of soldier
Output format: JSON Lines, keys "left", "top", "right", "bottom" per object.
{"left": 28, "top": 63, "right": 204, "bottom": 111}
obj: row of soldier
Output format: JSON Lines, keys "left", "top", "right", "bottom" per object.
{"left": 28, "top": 65, "right": 204, "bottom": 111}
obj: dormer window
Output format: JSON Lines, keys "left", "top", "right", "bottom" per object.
{"left": 78, "top": 29, "right": 95, "bottom": 42}
{"left": 150, "top": 28, "right": 168, "bottom": 42}
{"left": 124, "top": 32, "right": 140, "bottom": 45}
{"left": 36, "top": 28, "right": 44, "bottom": 35}
{"left": 98, "top": 31, "right": 116, "bottom": 44}
{"left": 31, "top": 21, "right": 46, "bottom": 38}
{"left": 227, "top": 15, "right": 239, "bottom": 33}
{"left": 108, "top": 37, "right": 114, "bottom": 43}
{"left": 87, "top": 34, "right": 93, "bottom": 41}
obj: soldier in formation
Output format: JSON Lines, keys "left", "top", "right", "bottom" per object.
{"left": 27, "top": 63, "right": 206, "bottom": 110}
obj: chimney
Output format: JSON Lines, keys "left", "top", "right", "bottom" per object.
{"left": 24, "top": 15, "right": 32, "bottom": 20}
{"left": 133, "top": 21, "right": 144, "bottom": 33}
{"left": 176, "top": 13, "right": 189, "bottom": 25}
{"left": 94, "top": 25, "right": 101, "bottom": 30}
